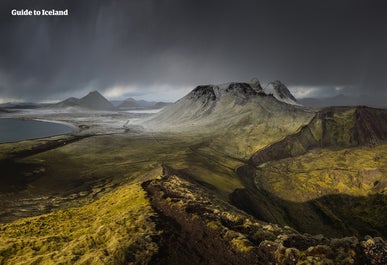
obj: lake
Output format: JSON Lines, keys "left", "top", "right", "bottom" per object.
{"left": 0, "top": 118, "right": 77, "bottom": 143}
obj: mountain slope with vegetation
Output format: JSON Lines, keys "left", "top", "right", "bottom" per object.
{"left": 232, "top": 106, "right": 387, "bottom": 238}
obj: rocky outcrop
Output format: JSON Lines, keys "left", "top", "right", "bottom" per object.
{"left": 188, "top": 85, "right": 217, "bottom": 103}
{"left": 143, "top": 167, "right": 387, "bottom": 264}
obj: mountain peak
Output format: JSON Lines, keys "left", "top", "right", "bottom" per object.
{"left": 218, "top": 82, "right": 258, "bottom": 96}
{"left": 83, "top": 90, "right": 104, "bottom": 98}
{"left": 187, "top": 81, "right": 299, "bottom": 105}
{"left": 250, "top": 78, "right": 263, "bottom": 92}
{"left": 264, "top": 81, "right": 300, "bottom": 105}
{"left": 52, "top": 90, "right": 115, "bottom": 110}
{"left": 123, "top": 97, "right": 136, "bottom": 102}
{"left": 189, "top": 82, "right": 259, "bottom": 102}
{"left": 79, "top": 91, "right": 114, "bottom": 110}
{"left": 189, "top": 85, "right": 217, "bottom": 102}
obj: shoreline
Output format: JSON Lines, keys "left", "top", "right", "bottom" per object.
{"left": 0, "top": 117, "right": 80, "bottom": 144}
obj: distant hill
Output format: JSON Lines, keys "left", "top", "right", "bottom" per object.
{"left": 298, "top": 94, "right": 386, "bottom": 108}
{"left": 117, "top": 98, "right": 171, "bottom": 110}
{"left": 51, "top": 91, "right": 115, "bottom": 111}
{"left": 0, "top": 107, "right": 8, "bottom": 113}
{"left": 0, "top": 102, "right": 45, "bottom": 109}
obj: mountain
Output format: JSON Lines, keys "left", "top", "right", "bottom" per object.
{"left": 142, "top": 81, "right": 305, "bottom": 132}
{"left": 77, "top": 91, "right": 115, "bottom": 110}
{"left": 140, "top": 81, "right": 312, "bottom": 160}
{"left": 51, "top": 91, "right": 115, "bottom": 110}
{"left": 298, "top": 94, "right": 386, "bottom": 108}
{"left": 117, "top": 98, "right": 171, "bottom": 110}
{"left": 263, "top": 81, "right": 300, "bottom": 105}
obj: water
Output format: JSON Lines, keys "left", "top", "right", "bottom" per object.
{"left": 0, "top": 118, "right": 76, "bottom": 143}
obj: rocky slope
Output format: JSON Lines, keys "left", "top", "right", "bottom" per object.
{"left": 144, "top": 167, "right": 386, "bottom": 265}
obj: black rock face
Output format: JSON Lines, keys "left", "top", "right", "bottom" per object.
{"left": 186, "top": 81, "right": 298, "bottom": 106}
{"left": 226, "top": 83, "right": 258, "bottom": 96}
{"left": 190, "top": 85, "right": 217, "bottom": 101}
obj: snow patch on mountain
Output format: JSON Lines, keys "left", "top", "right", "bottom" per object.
{"left": 263, "top": 81, "right": 300, "bottom": 106}
{"left": 187, "top": 81, "right": 299, "bottom": 106}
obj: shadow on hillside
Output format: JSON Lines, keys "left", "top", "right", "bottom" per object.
{"left": 230, "top": 106, "right": 387, "bottom": 239}
{"left": 0, "top": 160, "right": 41, "bottom": 192}
{"left": 230, "top": 164, "right": 387, "bottom": 239}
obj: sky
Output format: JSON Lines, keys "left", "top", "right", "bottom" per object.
{"left": 0, "top": 0, "right": 386, "bottom": 104}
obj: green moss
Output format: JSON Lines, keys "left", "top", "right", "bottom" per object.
{"left": 252, "top": 230, "right": 276, "bottom": 243}
{"left": 258, "top": 144, "right": 387, "bottom": 202}
{"left": 0, "top": 182, "right": 158, "bottom": 264}
{"left": 274, "top": 246, "right": 301, "bottom": 264}
{"left": 230, "top": 237, "right": 254, "bottom": 253}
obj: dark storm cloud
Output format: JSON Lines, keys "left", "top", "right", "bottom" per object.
{"left": 0, "top": 0, "right": 386, "bottom": 103}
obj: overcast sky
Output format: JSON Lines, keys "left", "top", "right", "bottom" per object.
{"left": 0, "top": 0, "right": 386, "bottom": 103}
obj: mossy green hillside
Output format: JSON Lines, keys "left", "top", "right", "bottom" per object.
{"left": 256, "top": 144, "right": 387, "bottom": 202}
{"left": 0, "top": 181, "right": 157, "bottom": 265}
{"left": 0, "top": 132, "right": 246, "bottom": 222}
{"left": 249, "top": 143, "right": 387, "bottom": 238}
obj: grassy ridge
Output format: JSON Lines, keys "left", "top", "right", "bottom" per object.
{"left": 0, "top": 181, "right": 158, "bottom": 264}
